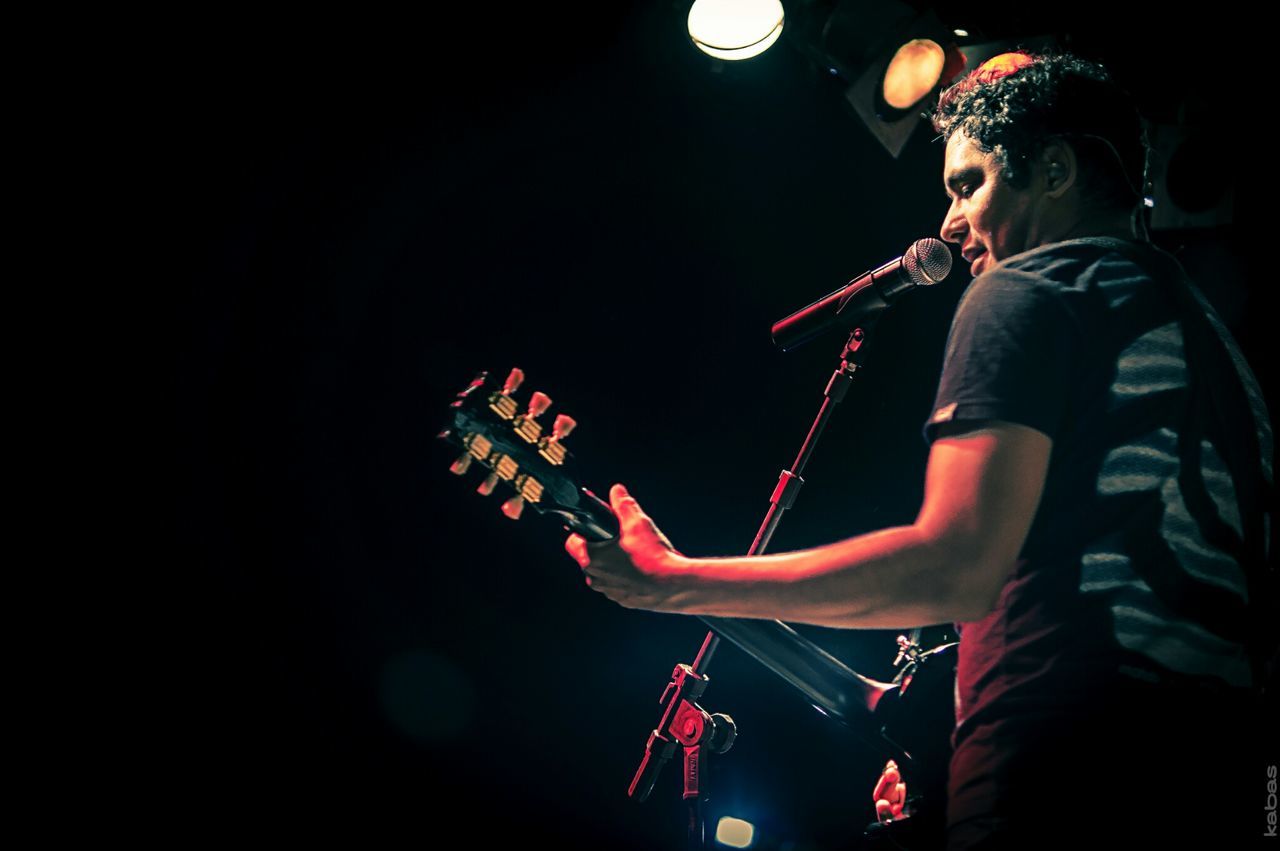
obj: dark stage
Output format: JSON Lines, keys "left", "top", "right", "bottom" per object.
{"left": 174, "top": 2, "right": 1272, "bottom": 846}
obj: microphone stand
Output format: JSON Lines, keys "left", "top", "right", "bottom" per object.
{"left": 628, "top": 326, "right": 874, "bottom": 849}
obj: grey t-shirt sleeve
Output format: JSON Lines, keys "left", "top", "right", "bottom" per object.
{"left": 923, "top": 268, "right": 1083, "bottom": 444}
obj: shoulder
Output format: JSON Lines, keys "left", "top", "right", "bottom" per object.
{"left": 950, "top": 264, "right": 1080, "bottom": 338}
{"left": 983, "top": 237, "right": 1175, "bottom": 301}
{"left": 957, "top": 237, "right": 1172, "bottom": 325}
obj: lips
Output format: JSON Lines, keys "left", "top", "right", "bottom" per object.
{"left": 965, "top": 248, "right": 986, "bottom": 275}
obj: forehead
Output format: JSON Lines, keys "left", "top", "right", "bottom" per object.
{"left": 943, "top": 133, "right": 995, "bottom": 176}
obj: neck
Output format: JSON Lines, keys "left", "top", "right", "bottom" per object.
{"left": 1052, "top": 206, "right": 1137, "bottom": 243}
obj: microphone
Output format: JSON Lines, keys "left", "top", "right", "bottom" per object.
{"left": 771, "top": 238, "right": 953, "bottom": 351}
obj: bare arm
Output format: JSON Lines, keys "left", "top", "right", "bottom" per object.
{"left": 567, "top": 421, "right": 1052, "bottom": 628}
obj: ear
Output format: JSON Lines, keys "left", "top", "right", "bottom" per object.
{"left": 1039, "top": 141, "right": 1078, "bottom": 198}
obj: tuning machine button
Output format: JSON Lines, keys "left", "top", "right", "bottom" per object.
{"left": 501, "top": 495, "right": 525, "bottom": 520}
{"left": 477, "top": 472, "right": 500, "bottom": 496}
{"left": 551, "top": 414, "right": 577, "bottom": 441}
{"left": 539, "top": 413, "right": 575, "bottom": 465}
{"left": 515, "top": 392, "right": 552, "bottom": 443}
{"left": 527, "top": 392, "right": 552, "bottom": 419}
{"left": 503, "top": 368, "right": 525, "bottom": 395}
{"left": 449, "top": 454, "right": 473, "bottom": 475}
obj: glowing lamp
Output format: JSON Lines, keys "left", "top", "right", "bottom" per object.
{"left": 688, "top": 0, "right": 785, "bottom": 61}
{"left": 715, "top": 816, "right": 756, "bottom": 848}
{"left": 882, "top": 38, "right": 946, "bottom": 110}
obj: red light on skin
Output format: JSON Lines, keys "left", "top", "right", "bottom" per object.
{"left": 872, "top": 759, "right": 907, "bottom": 823}
{"left": 973, "top": 52, "right": 1035, "bottom": 84}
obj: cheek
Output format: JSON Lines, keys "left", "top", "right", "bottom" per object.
{"left": 994, "top": 217, "right": 1027, "bottom": 255}
{"left": 971, "top": 199, "right": 999, "bottom": 238}
{"left": 972, "top": 214, "right": 999, "bottom": 254}
{"left": 979, "top": 211, "right": 1016, "bottom": 256}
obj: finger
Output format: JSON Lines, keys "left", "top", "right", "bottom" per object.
{"left": 611, "top": 484, "right": 661, "bottom": 536}
{"left": 565, "top": 534, "right": 589, "bottom": 568}
{"left": 609, "top": 483, "right": 637, "bottom": 519}
{"left": 609, "top": 484, "right": 674, "bottom": 547}
{"left": 871, "top": 764, "right": 901, "bottom": 802}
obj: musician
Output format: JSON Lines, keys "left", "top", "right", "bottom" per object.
{"left": 567, "top": 52, "right": 1273, "bottom": 849}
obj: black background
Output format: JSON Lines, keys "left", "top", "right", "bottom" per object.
{"left": 173, "top": 2, "right": 1268, "bottom": 846}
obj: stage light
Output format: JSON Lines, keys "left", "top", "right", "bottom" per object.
{"left": 788, "top": 2, "right": 961, "bottom": 157}
{"left": 688, "top": 0, "right": 785, "bottom": 61}
{"left": 953, "top": 28, "right": 969, "bottom": 37}
{"left": 715, "top": 816, "right": 756, "bottom": 848}
{"left": 882, "top": 38, "right": 946, "bottom": 110}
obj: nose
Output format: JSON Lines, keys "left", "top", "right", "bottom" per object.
{"left": 939, "top": 199, "right": 966, "bottom": 245}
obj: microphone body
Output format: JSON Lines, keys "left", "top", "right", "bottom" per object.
{"left": 771, "top": 238, "right": 952, "bottom": 351}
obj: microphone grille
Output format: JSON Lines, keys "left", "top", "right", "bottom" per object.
{"left": 903, "top": 238, "right": 952, "bottom": 286}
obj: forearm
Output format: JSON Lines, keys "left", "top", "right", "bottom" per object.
{"left": 659, "top": 524, "right": 987, "bottom": 628}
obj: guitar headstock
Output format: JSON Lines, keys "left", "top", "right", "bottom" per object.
{"left": 439, "top": 368, "right": 618, "bottom": 542}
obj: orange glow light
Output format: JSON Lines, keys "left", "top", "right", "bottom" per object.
{"left": 883, "top": 39, "right": 946, "bottom": 110}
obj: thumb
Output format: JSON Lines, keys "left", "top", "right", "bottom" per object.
{"left": 609, "top": 483, "right": 634, "bottom": 515}
{"left": 610, "top": 484, "right": 674, "bottom": 551}
{"left": 610, "top": 483, "right": 656, "bottom": 539}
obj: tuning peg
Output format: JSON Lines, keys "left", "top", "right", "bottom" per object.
{"left": 501, "top": 495, "right": 525, "bottom": 520}
{"left": 551, "top": 414, "right": 577, "bottom": 441}
{"left": 503, "top": 368, "right": 525, "bottom": 395}
{"left": 477, "top": 472, "right": 499, "bottom": 496}
{"left": 526, "top": 391, "right": 552, "bottom": 419}
{"left": 449, "top": 453, "right": 473, "bottom": 475}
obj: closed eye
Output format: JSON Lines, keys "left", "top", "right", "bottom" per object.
{"left": 945, "top": 167, "right": 983, "bottom": 201}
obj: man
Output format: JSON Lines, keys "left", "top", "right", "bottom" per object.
{"left": 567, "top": 52, "right": 1272, "bottom": 849}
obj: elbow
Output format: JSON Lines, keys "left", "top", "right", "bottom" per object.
{"left": 952, "top": 564, "right": 1008, "bottom": 622}
{"left": 919, "top": 527, "right": 1013, "bottom": 623}
{"left": 952, "top": 547, "right": 1008, "bottom": 621}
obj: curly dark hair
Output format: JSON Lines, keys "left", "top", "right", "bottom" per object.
{"left": 932, "top": 52, "right": 1148, "bottom": 213}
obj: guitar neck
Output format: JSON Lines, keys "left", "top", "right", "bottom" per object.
{"left": 699, "top": 616, "right": 895, "bottom": 731}
{"left": 441, "top": 368, "right": 899, "bottom": 751}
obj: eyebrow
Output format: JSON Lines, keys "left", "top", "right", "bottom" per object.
{"left": 944, "top": 166, "right": 983, "bottom": 198}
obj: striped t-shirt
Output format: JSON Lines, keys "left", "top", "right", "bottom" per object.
{"left": 922, "top": 236, "right": 1272, "bottom": 739}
